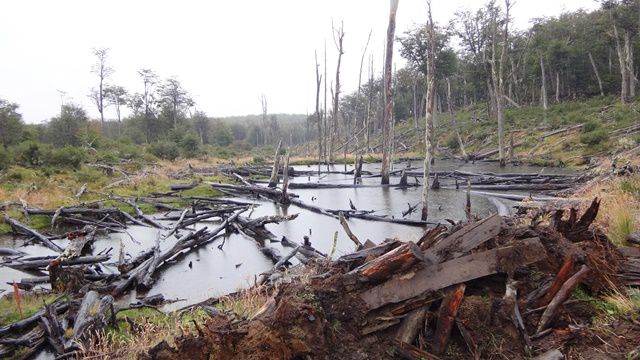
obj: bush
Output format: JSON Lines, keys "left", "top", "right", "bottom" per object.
{"left": 582, "top": 120, "right": 599, "bottom": 133}
{"left": 73, "top": 166, "right": 104, "bottom": 184}
{"left": 14, "top": 141, "right": 48, "bottom": 166}
{"left": 446, "top": 134, "right": 459, "bottom": 150}
{"left": 180, "top": 133, "right": 201, "bottom": 158}
{"left": 148, "top": 141, "right": 180, "bottom": 160}
{"left": 0, "top": 147, "right": 10, "bottom": 170}
{"left": 580, "top": 128, "right": 609, "bottom": 146}
{"left": 44, "top": 146, "right": 86, "bottom": 169}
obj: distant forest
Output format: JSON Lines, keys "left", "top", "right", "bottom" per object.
{"left": 0, "top": 0, "right": 638, "bottom": 167}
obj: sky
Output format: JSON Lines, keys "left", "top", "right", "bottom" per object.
{"left": 0, "top": 0, "right": 599, "bottom": 124}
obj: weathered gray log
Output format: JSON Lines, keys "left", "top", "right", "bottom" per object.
{"left": 123, "top": 200, "right": 165, "bottom": 229}
{"left": 423, "top": 214, "right": 506, "bottom": 264}
{"left": 395, "top": 307, "right": 428, "bottom": 344}
{"left": 58, "top": 226, "right": 96, "bottom": 260}
{"left": 541, "top": 124, "right": 583, "bottom": 139}
{"left": 3, "top": 255, "right": 110, "bottom": 270}
{"left": 170, "top": 183, "right": 199, "bottom": 191}
{"left": 66, "top": 290, "right": 114, "bottom": 350}
{"left": 246, "top": 213, "right": 299, "bottom": 228}
{"left": 360, "top": 237, "right": 546, "bottom": 310}
{"left": 532, "top": 349, "right": 564, "bottom": 360}
{"left": 41, "top": 303, "right": 65, "bottom": 354}
{"left": 339, "top": 211, "right": 363, "bottom": 249}
{"left": 3, "top": 215, "right": 63, "bottom": 252}
{"left": 274, "top": 246, "right": 299, "bottom": 269}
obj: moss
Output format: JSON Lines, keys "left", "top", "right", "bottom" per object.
{"left": 180, "top": 184, "right": 223, "bottom": 198}
{"left": 0, "top": 292, "right": 60, "bottom": 326}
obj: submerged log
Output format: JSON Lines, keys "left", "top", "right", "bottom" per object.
{"left": 360, "top": 237, "right": 546, "bottom": 310}
{"left": 3, "top": 255, "right": 110, "bottom": 270}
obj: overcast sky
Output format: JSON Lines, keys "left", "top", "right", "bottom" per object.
{"left": 0, "top": 0, "right": 598, "bottom": 124}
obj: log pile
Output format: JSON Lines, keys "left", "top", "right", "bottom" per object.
{"left": 141, "top": 198, "right": 635, "bottom": 360}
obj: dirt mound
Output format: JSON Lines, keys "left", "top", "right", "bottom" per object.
{"left": 141, "top": 199, "right": 640, "bottom": 359}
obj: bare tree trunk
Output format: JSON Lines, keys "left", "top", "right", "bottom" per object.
{"left": 366, "top": 55, "right": 374, "bottom": 153}
{"left": 613, "top": 24, "right": 629, "bottom": 102}
{"left": 330, "top": 22, "right": 345, "bottom": 163}
{"left": 422, "top": 1, "right": 436, "bottom": 221}
{"left": 315, "top": 51, "right": 323, "bottom": 175}
{"left": 381, "top": 0, "right": 399, "bottom": 185}
{"left": 447, "top": 78, "right": 467, "bottom": 161}
{"left": 413, "top": 74, "right": 418, "bottom": 129}
{"left": 625, "top": 30, "right": 635, "bottom": 98}
{"left": 491, "top": 0, "right": 511, "bottom": 168}
{"left": 588, "top": 52, "right": 605, "bottom": 96}
{"left": 261, "top": 94, "right": 269, "bottom": 145}
{"left": 356, "top": 30, "right": 372, "bottom": 146}
{"left": 268, "top": 140, "right": 282, "bottom": 188}
{"left": 324, "top": 41, "right": 328, "bottom": 165}
{"left": 555, "top": 72, "right": 560, "bottom": 103}
{"left": 540, "top": 56, "right": 548, "bottom": 111}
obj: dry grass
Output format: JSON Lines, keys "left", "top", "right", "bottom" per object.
{"left": 218, "top": 285, "right": 272, "bottom": 319}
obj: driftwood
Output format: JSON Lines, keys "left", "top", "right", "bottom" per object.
{"left": 58, "top": 226, "right": 96, "bottom": 260}
{"left": 360, "top": 237, "right": 547, "bottom": 310}
{"left": 123, "top": 200, "right": 165, "bottom": 229}
{"left": 3, "top": 255, "right": 110, "bottom": 270}
{"left": 3, "top": 215, "right": 63, "bottom": 252}
{"left": 66, "top": 290, "right": 115, "bottom": 350}
{"left": 337, "top": 240, "right": 402, "bottom": 268}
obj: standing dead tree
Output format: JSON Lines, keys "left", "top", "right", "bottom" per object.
{"left": 588, "top": 52, "right": 605, "bottom": 96}
{"left": 489, "top": 0, "right": 511, "bottom": 167}
{"left": 381, "top": 0, "right": 399, "bottom": 185}
{"left": 261, "top": 94, "right": 269, "bottom": 145}
{"left": 540, "top": 56, "right": 548, "bottom": 111}
{"left": 422, "top": 1, "right": 436, "bottom": 221}
{"left": 315, "top": 51, "right": 323, "bottom": 175}
{"left": 330, "top": 21, "right": 345, "bottom": 163}
{"left": 90, "top": 48, "right": 113, "bottom": 125}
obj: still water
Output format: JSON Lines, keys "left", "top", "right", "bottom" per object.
{"left": 0, "top": 160, "right": 577, "bottom": 309}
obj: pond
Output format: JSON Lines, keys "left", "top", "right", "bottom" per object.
{"left": 0, "top": 160, "right": 579, "bottom": 310}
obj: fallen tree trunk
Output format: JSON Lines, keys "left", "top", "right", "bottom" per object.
{"left": 433, "top": 284, "right": 466, "bottom": 355}
{"left": 57, "top": 226, "right": 96, "bottom": 260}
{"left": 2, "top": 255, "right": 110, "bottom": 270}
{"left": 536, "top": 264, "right": 590, "bottom": 333}
{"left": 66, "top": 290, "right": 115, "bottom": 351}
{"left": 350, "top": 241, "right": 424, "bottom": 283}
{"left": 360, "top": 237, "right": 546, "bottom": 310}
{"left": 3, "top": 215, "right": 63, "bottom": 252}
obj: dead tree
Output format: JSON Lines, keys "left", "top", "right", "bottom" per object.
{"left": 490, "top": 0, "right": 511, "bottom": 167}
{"left": 540, "top": 56, "right": 548, "bottom": 110}
{"left": 381, "top": 0, "right": 399, "bottom": 185}
{"left": 329, "top": 21, "right": 345, "bottom": 162}
{"left": 422, "top": 1, "right": 436, "bottom": 221}
{"left": 261, "top": 94, "right": 269, "bottom": 145}
{"left": 268, "top": 140, "right": 282, "bottom": 188}
{"left": 90, "top": 48, "right": 113, "bottom": 125}
{"left": 588, "top": 52, "right": 605, "bottom": 96}
{"left": 447, "top": 78, "right": 467, "bottom": 161}
{"left": 315, "top": 51, "right": 323, "bottom": 175}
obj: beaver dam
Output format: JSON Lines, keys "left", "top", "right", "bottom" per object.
{"left": 1, "top": 160, "right": 638, "bottom": 359}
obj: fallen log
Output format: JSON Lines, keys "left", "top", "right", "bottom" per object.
{"left": 393, "top": 339, "right": 441, "bottom": 360}
{"left": 0, "top": 300, "right": 69, "bottom": 337}
{"left": 540, "top": 255, "right": 575, "bottom": 306}
{"left": 3, "top": 215, "right": 63, "bottom": 252}
{"left": 433, "top": 284, "right": 465, "bottom": 355}
{"left": 339, "top": 211, "right": 363, "bottom": 250}
{"left": 336, "top": 240, "right": 402, "bottom": 268}
{"left": 3, "top": 255, "right": 110, "bottom": 270}
{"left": 423, "top": 214, "right": 505, "bottom": 264}
{"left": 350, "top": 241, "right": 424, "bottom": 283}
{"left": 541, "top": 124, "right": 583, "bottom": 139}
{"left": 123, "top": 200, "right": 165, "bottom": 229}
{"left": 57, "top": 226, "right": 96, "bottom": 260}
{"left": 536, "top": 265, "right": 590, "bottom": 333}
{"left": 66, "top": 290, "right": 115, "bottom": 351}
{"left": 360, "top": 237, "right": 546, "bottom": 310}
{"left": 395, "top": 307, "right": 428, "bottom": 345}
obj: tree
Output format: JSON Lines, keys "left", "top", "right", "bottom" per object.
{"left": 158, "top": 77, "right": 193, "bottom": 129}
{"left": 0, "top": 99, "right": 24, "bottom": 149}
{"left": 90, "top": 48, "right": 113, "bottom": 124}
{"left": 103, "top": 85, "right": 128, "bottom": 123}
{"left": 138, "top": 69, "right": 158, "bottom": 143}
{"left": 47, "top": 104, "right": 88, "bottom": 147}
{"left": 315, "top": 50, "right": 323, "bottom": 174}
{"left": 192, "top": 111, "right": 209, "bottom": 145}
{"left": 422, "top": 0, "right": 436, "bottom": 221}
{"left": 330, "top": 20, "right": 344, "bottom": 162}
{"left": 381, "top": 0, "right": 399, "bottom": 185}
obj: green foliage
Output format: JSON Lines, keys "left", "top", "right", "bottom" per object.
{"left": 44, "top": 146, "right": 86, "bottom": 169}
{"left": 73, "top": 166, "right": 106, "bottom": 184}
{"left": 0, "top": 147, "right": 9, "bottom": 170}
{"left": 148, "top": 141, "right": 180, "bottom": 160}
{"left": 179, "top": 132, "right": 201, "bottom": 158}
{"left": 46, "top": 104, "right": 88, "bottom": 147}
{"left": 580, "top": 128, "right": 609, "bottom": 146}
{"left": 582, "top": 120, "right": 600, "bottom": 133}
{"left": 2, "top": 166, "right": 40, "bottom": 183}
{"left": 14, "top": 141, "right": 47, "bottom": 166}
{"left": 0, "top": 98, "right": 24, "bottom": 148}
{"left": 446, "top": 134, "right": 459, "bottom": 150}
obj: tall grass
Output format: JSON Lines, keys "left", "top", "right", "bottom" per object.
{"left": 608, "top": 202, "right": 636, "bottom": 246}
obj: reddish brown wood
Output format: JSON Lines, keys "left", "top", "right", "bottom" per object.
{"left": 353, "top": 241, "right": 424, "bottom": 283}
{"left": 536, "top": 265, "right": 590, "bottom": 333}
{"left": 541, "top": 255, "right": 575, "bottom": 306}
{"left": 393, "top": 339, "right": 441, "bottom": 360}
{"left": 433, "top": 284, "right": 466, "bottom": 355}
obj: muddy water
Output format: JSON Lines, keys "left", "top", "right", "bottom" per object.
{"left": 0, "top": 160, "right": 578, "bottom": 310}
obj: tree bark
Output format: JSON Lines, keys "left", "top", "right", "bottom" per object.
{"left": 588, "top": 52, "right": 605, "bottom": 96}
{"left": 330, "top": 22, "right": 344, "bottom": 162}
{"left": 447, "top": 78, "right": 467, "bottom": 161}
{"left": 315, "top": 51, "right": 323, "bottom": 175}
{"left": 422, "top": 1, "right": 436, "bottom": 221}
{"left": 268, "top": 139, "right": 282, "bottom": 188}
{"left": 381, "top": 0, "right": 399, "bottom": 185}
{"left": 540, "top": 56, "right": 548, "bottom": 110}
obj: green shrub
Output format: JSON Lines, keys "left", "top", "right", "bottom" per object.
{"left": 3, "top": 166, "right": 40, "bottom": 182}
{"left": 73, "top": 166, "right": 104, "bottom": 184}
{"left": 580, "top": 128, "right": 609, "bottom": 146}
{"left": 252, "top": 156, "right": 265, "bottom": 164}
{"left": 446, "top": 134, "right": 459, "bottom": 150}
{"left": 0, "top": 147, "right": 10, "bottom": 170}
{"left": 44, "top": 146, "right": 86, "bottom": 169}
{"left": 14, "top": 141, "right": 48, "bottom": 166}
{"left": 582, "top": 120, "right": 599, "bottom": 133}
{"left": 180, "top": 133, "right": 201, "bottom": 158}
{"left": 148, "top": 141, "right": 180, "bottom": 160}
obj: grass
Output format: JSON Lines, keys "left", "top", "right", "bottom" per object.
{"left": 608, "top": 203, "right": 636, "bottom": 246}
{"left": 216, "top": 286, "right": 271, "bottom": 319}
{"left": 0, "top": 292, "right": 60, "bottom": 326}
